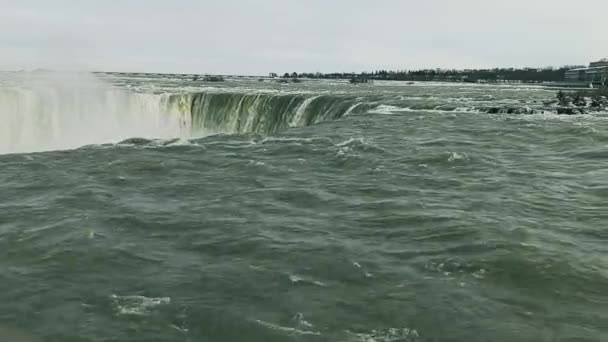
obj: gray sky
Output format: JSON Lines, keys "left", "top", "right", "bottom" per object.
{"left": 1, "top": 0, "right": 606, "bottom": 75}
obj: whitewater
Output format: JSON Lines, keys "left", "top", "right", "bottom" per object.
{"left": 0, "top": 72, "right": 372, "bottom": 154}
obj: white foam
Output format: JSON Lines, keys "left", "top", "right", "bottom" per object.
{"left": 312, "top": 280, "right": 327, "bottom": 287}
{"left": 248, "top": 160, "right": 266, "bottom": 166}
{"left": 255, "top": 319, "right": 321, "bottom": 336}
{"left": 336, "top": 137, "right": 366, "bottom": 147}
{"left": 369, "top": 105, "right": 410, "bottom": 114}
{"left": 350, "top": 327, "right": 420, "bottom": 342}
{"left": 506, "top": 112, "right": 608, "bottom": 122}
{"left": 169, "top": 324, "right": 189, "bottom": 333}
{"left": 472, "top": 268, "right": 487, "bottom": 279}
{"left": 110, "top": 294, "right": 171, "bottom": 316}
{"left": 289, "top": 274, "right": 327, "bottom": 287}
{"left": 448, "top": 152, "right": 467, "bottom": 162}
{"left": 292, "top": 313, "right": 314, "bottom": 328}
{"left": 260, "top": 136, "right": 317, "bottom": 144}
{"left": 289, "top": 274, "right": 304, "bottom": 283}
{"left": 335, "top": 138, "right": 368, "bottom": 157}
{"left": 372, "top": 105, "right": 466, "bottom": 115}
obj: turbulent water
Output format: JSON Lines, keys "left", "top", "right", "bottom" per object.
{"left": 1, "top": 72, "right": 607, "bottom": 341}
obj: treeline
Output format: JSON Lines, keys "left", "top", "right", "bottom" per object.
{"left": 292, "top": 66, "right": 584, "bottom": 83}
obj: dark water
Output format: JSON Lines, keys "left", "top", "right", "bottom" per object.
{"left": 1, "top": 75, "right": 607, "bottom": 341}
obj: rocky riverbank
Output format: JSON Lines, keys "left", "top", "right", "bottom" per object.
{"left": 553, "top": 87, "right": 608, "bottom": 114}
{"left": 480, "top": 87, "right": 607, "bottom": 115}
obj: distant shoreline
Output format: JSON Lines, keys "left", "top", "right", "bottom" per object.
{"left": 0, "top": 66, "right": 583, "bottom": 84}
{"left": 2, "top": 69, "right": 603, "bottom": 89}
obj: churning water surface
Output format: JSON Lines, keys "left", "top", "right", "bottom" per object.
{"left": 0, "top": 72, "right": 607, "bottom": 341}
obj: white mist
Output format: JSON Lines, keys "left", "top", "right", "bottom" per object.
{"left": 0, "top": 72, "right": 190, "bottom": 154}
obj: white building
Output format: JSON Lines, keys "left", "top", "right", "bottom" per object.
{"left": 565, "top": 58, "right": 608, "bottom": 85}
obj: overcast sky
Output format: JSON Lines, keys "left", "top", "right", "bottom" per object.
{"left": 1, "top": 0, "right": 606, "bottom": 75}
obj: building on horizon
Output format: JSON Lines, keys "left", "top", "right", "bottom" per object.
{"left": 565, "top": 58, "right": 608, "bottom": 85}
{"left": 589, "top": 58, "right": 608, "bottom": 68}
